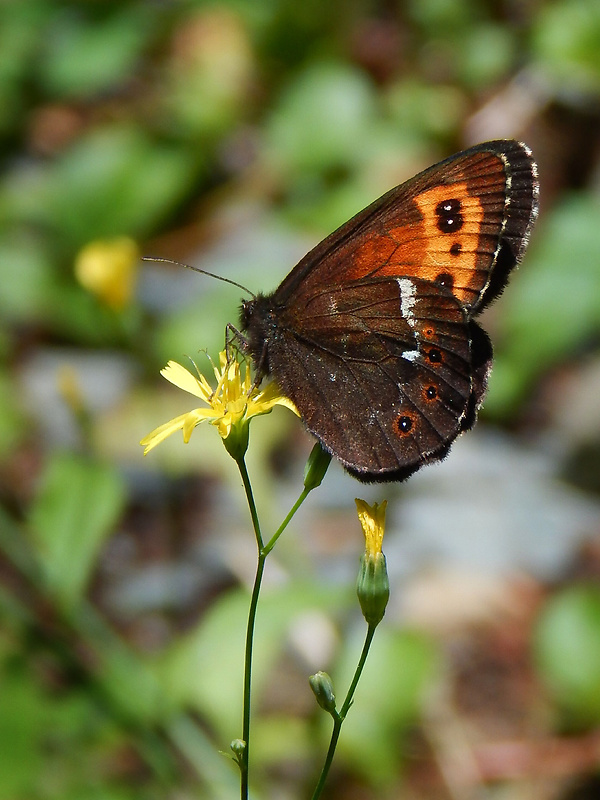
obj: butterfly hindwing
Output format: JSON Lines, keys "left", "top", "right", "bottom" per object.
{"left": 264, "top": 278, "right": 476, "bottom": 480}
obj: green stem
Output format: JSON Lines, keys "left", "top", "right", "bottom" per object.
{"left": 237, "top": 454, "right": 263, "bottom": 550}
{"left": 311, "top": 624, "right": 377, "bottom": 800}
{"left": 263, "top": 487, "right": 309, "bottom": 555}
{"left": 240, "top": 547, "right": 266, "bottom": 800}
{"left": 235, "top": 457, "right": 314, "bottom": 800}
{"left": 235, "top": 455, "right": 261, "bottom": 800}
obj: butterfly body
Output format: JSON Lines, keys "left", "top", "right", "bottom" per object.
{"left": 241, "top": 140, "right": 538, "bottom": 482}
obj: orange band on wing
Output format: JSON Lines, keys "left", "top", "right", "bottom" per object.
{"left": 412, "top": 183, "right": 485, "bottom": 306}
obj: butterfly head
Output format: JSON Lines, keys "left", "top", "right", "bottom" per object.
{"left": 239, "top": 294, "right": 279, "bottom": 379}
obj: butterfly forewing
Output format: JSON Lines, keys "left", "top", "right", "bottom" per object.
{"left": 273, "top": 140, "right": 538, "bottom": 315}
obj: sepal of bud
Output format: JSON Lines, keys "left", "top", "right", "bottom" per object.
{"left": 356, "top": 550, "right": 390, "bottom": 627}
{"left": 309, "top": 671, "right": 337, "bottom": 715}
{"left": 222, "top": 418, "right": 250, "bottom": 462}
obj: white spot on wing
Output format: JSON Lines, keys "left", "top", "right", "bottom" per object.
{"left": 397, "top": 278, "right": 417, "bottom": 327}
{"left": 402, "top": 349, "right": 420, "bottom": 362}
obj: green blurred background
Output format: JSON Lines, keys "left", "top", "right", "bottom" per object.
{"left": 2, "top": 1, "right": 600, "bottom": 798}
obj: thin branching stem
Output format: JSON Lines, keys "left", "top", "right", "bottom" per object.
{"left": 236, "top": 456, "right": 314, "bottom": 800}
{"left": 263, "top": 487, "right": 310, "bottom": 555}
{"left": 311, "top": 624, "right": 377, "bottom": 800}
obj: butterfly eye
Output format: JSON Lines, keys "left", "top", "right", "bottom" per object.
{"left": 424, "top": 385, "right": 438, "bottom": 400}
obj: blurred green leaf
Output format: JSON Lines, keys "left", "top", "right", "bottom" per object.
{"left": 161, "top": 588, "right": 247, "bottom": 735}
{"left": 0, "top": 666, "right": 47, "bottom": 798}
{"left": 533, "top": 0, "right": 600, "bottom": 91}
{"left": 0, "top": 234, "right": 55, "bottom": 322}
{"left": 534, "top": 584, "right": 600, "bottom": 727}
{"left": 386, "top": 80, "right": 466, "bottom": 140}
{"left": 0, "top": 1, "right": 51, "bottom": 134}
{"left": 486, "top": 193, "right": 600, "bottom": 416}
{"left": 1, "top": 126, "right": 202, "bottom": 250}
{"left": 0, "top": 370, "right": 26, "bottom": 458}
{"left": 29, "top": 452, "right": 126, "bottom": 608}
{"left": 335, "top": 628, "right": 438, "bottom": 786}
{"left": 265, "top": 61, "right": 378, "bottom": 176}
{"left": 407, "top": 0, "right": 480, "bottom": 32}
{"left": 0, "top": 632, "right": 160, "bottom": 799}
{"left": 252, "top": 715, "right": 310, "bottom": 768}
{"left": 41, "top": 282, "right": 135, "bottom": 346}
{"left": 457, "top": 23, "right": 514, "bottom": 88}
{"left": 95, "top": 628, "right": 167, "bottom": 725}
{"left": 163, "top": 7, "right": 255, "bottom": 139}
{"left": 162, "top": 580, "right": 348, "bottom": 737}
{"left": 40, "top": 5, "right": 156, "bottom": 99}
{"left": 154, "top": 289, "right": 237, "bottom": 368}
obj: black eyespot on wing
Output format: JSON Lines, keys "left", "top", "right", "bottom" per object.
{"left": 435, "top": 272, "right": 455, "bottom": 291}
{"left": 395, "top": 414, "right": 414, "bottom": 436}
{"left": 425, "top": 346, "right": 443, "bottom": 364}
{"left": 435, "top": 198, "right": 463, "bottom": 233}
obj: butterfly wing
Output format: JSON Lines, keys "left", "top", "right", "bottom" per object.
{"left": 273, "top": 140, "right": 538, "bottom": 316}
{"left": 262, "top": 277, "right": 491, "bottom": 481}
{"left": 240, "top": 140, "right": 538, "bottom": 481}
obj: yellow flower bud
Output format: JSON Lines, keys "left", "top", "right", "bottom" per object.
{"left": 355, "top": 499, "right": 389, "bottom": 627}
{"left": 75, "top": 237, "right": 140, "bottom": 310}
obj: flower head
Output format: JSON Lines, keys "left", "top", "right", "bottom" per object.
{"left": 75, "top": 237, "right": 140, "bottom": 310}
{"left": 355, "top": 499, "right": 389, "bottom": 627}
{"left": 140, "top": 351, "right": 298, "bottom": 460}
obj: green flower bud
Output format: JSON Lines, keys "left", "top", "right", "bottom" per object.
{"left": 230, "top": 738, "right": 246, "bottom": 767}
{"left": 355, "top": 498, "right": 389, "bottom": 627}
{"left": 304, "top": 443, "right": 332, "bottom": 490}
{"left": 356, "top": 550, "right": 390, "bottom": 627}
{"left": 309, "top": 671, "right": 337, "bottom": 715}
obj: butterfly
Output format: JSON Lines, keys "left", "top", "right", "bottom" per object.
{"left": 240, "top": 140, "right": 539, "bottom": 482}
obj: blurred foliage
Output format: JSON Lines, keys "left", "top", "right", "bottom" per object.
{"left": 29, "top": 451, "right": 126, "bottom": 608}
{"left": 534, "top": 584, "right": 600, "bottom": 727}
{"left": 1, "top": 0, "right": 600, "bottom": 798}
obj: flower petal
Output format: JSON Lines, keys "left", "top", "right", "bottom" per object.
{"left": 355, "top": 499, "right": 387, "bottom": 556}
{"left": 140, "top": 412, "right": 191, "bottom": 454}
{"left": 182, "top": 409, "right": 213, "bottom": 442}
{"left": 161, "top": 361, "right": 211, "bottom": 400}
{"left": 249, "top": 382, "right": 300, "bottom": 417}
{"left": 214, "top": 413, "right": 233, "bottom": 438}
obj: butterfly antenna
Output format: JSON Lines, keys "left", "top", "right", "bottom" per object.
{"left": 141, "top": 256, "right": 255, "bottom": 298}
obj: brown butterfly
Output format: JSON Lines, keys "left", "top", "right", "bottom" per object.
{"left": 240, "top": 140, "right": 539, "bottom": 482}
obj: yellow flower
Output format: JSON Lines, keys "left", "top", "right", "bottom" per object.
{"left": 140, "top": 351, "right": 298, "bottom": 459}
{"left": 355, "top": 499, "right": 389, "bottom": 627}
{"left": 355, "top": 499, "right": 387, "bottom": 557}
{"left": 75, "top": 237, "right": 140, "bottom": 310}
